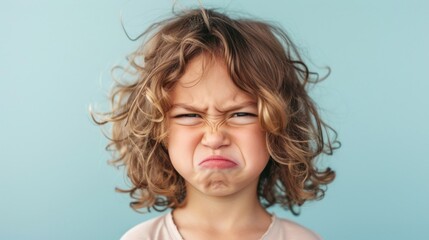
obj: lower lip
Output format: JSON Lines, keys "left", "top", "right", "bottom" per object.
{"left": 199, "top": 159, "right": 238, "bottom": 169}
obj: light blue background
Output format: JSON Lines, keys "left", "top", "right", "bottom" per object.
{"left": 1, "top": 0, "right": 428, "bottom": 239}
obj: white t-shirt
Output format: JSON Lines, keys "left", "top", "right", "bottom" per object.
{"left": 121, "top": 212, "right": 322, "bottom": 240}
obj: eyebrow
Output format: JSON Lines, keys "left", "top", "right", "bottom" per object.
{"left": 170, "top": 101, "right": 257, "bottom": 113}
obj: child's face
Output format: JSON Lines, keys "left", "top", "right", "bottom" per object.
{"left": 167, "top": 54, "right": 270, "bottom": 198}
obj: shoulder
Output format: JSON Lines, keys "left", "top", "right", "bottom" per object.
{"left": 264, "top": 215, "right": 322, "bottom": 240}
{"left": 120, "top": 213, "right": 179, "bottom": 240}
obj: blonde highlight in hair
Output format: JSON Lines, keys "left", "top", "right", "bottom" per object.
{"left": 93, "top": 8, "right": 339, "bottom": 215}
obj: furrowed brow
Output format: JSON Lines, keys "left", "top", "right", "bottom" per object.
{"left": 216, "top": 101, "right": 257, "bottom": 113}
{"left": 170, "top": 103, "right": 207, "bottom": 113}
{"left": 170, "top": 101, "right": 257, "bottom": 113}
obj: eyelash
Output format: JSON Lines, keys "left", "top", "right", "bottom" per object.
{"left": 174, "top": 112, "right": 257, "bottom": 118}
{"left": 174, "top": 114, "right": 201, "bottom": 118}
{"left": 231, "top": 112, "right": 257, "bottom": 117}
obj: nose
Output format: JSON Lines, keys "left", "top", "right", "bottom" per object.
{"left": 201, "top": 127, "right": 230, "bottom": 150}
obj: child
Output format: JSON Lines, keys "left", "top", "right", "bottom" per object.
{"left": 97, "top": 7, "right": 338, "bottom": 240}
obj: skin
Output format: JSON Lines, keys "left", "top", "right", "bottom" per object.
{"left": 166, "top": 54, "right": 272, "bottom": 239}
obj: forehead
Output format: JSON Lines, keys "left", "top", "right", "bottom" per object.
{"left": 169, "top": 54, "right": 255, "bottom": 110}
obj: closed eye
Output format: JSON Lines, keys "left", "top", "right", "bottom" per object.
{"left": 231, "top": 112, "right": 257, "bottom": 117}
{"left": 228, "top": 112, "right": 258, "bottom": 125}
{"left": 174, "top": 113, "right": 201, "bottom": 118}
{"left": 172, "top": 113, "right": 203, "bottom": 126}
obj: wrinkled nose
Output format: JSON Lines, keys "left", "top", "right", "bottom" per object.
{"left": 201, "top": 128, "right": 230, "bottom": 150}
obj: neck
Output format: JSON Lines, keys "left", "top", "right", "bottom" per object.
{"left": 173, "top": 182, "right": 271, "bottom": 230}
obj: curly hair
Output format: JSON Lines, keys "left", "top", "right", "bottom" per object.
{"left": 94, "top": 8, "right": 339, "bottom": 215}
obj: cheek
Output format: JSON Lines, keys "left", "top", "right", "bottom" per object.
{"left": 234, "top": 127, "right": 270, "bottom": 165}
{"left": 167, "top": 126, "right": 202, "bottom": 167}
